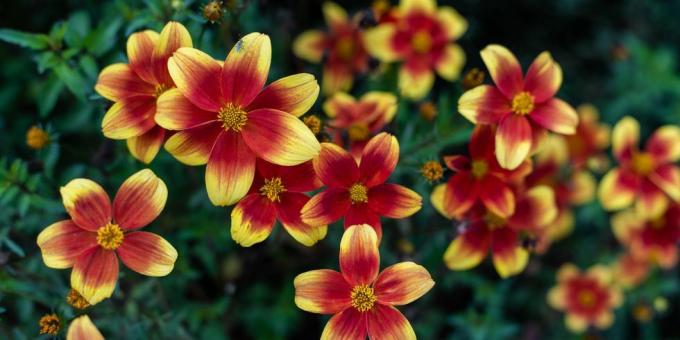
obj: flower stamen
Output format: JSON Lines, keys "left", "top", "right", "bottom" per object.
{"left": 96, "top": 223, "right": 124, "bottom": 250}
{"left": 349, "top": 183, "right": 368, "bottom": 204}
{"left": 631, "top": 152, "right": 654, "bottom": 176}
{"left": 471, "top": 160, "right": 488, "bottom": 178}
{"left": 484, "top": 212, "right": 507, "bottom": 230}
{"left": 351, "top": 285, "right": 377, "bottom": 312}
{"left": 39, "top": 313, "right": 60, "bottom": 335}
{"left": 511, "top": 91, "right": 535, "bottom": 115}
{"left": 348, "top": 123, "right": 370, "bottom": 141}
{"left": 260, "top": 177, "right": 286, "bottom": 202}
{"left": 411, "top": 31, "right": 432, "bottom": 54}
{"left": 218, "top": 103, "right": 248, "bottom": 131}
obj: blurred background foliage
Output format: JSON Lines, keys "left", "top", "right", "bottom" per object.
{"left": 1, "top": 0, "right": 679, "bottom": 339}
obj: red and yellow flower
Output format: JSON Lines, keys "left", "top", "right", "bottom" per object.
{"left": 293, "top": 2, "right": 370, "bottom": 95}
{"left": 67, "top": 315, "right": 104, "bottom": 340}
{"left": 458, "top": 44, "right": 579, "bottom": 170}
{"left": 612, "top": 204, "right": 680, "bottom": 269}
{"left": 323, "top": 91, "right": 397, "bottom": 160}
{"left": 36, "top": 169, "right": 177, "bottom": 304}
{"left": 95, "top": 21, "right": 192, "bottom": 164}
{"left": 231, "top": 160, "right": 327, "bottom": 247}
{"left": 598, "top": 116, "right": 680, "bottom": 218}
{"left": 155, "top": 32, "right": 321, "bottom": 206}
{"left": 564, "top": 104, "right": 610, "bottom": 171}
{"left": 547, "top": 264, "right": 623, "bottom": 333}
{"left": 365, "top": 0, "right": 467, "bottom": 99}
{"left": 300, "top": 133, "right": 422, "bottom": 239}
{"left": 294, "top": 224, "right": 434, "bottom": 339}
{"left": 611, "top": 252, "right": 650, "bottom": 289}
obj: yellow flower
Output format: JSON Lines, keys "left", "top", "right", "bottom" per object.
{"left": 420, "top": 160, "right": 443, "bottom": 183}
{"left": 26, "top": 126, "right": 49, "bottom": 149}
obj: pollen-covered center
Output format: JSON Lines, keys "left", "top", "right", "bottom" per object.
{"left": 484, "top": 212, "right": 507, "bottom": 230}
{"left": 260, "top": 177, "right": 286, "bottom": 202}
{"left": 96, "top": 223, "right": 124, "bottom": 250}
{"left": 348, "top": 123, "right": 370, "bottom": 141}
{"left": 335, "top": 37, "right": 356, "bottom": 61}
{"left": 218, "top": 103, "right": 248, "bottom": 131}
{"left": 154, "top": 83, "right": 170, "bottom": 97}
{"left": 631, "top": 152, "right": 655, "bottom": 175}
{"left": 420, "top": 160, "right": 443, "bottom": 183}
{"left": 351, "top": 284, "right": 377, "bottom": 312}
{"left": 511, "top": 91, "right": 535, "bottom": 115}
{"left": 349, "top": 183, "right": 368, "bottom": 204}
{"left": 471, "top": 160, "right": 488, "bottom": 178}
{"left": 577, "top": 289, "right": 596, "bottom": 308}
{"left": 411, "top": 30, "right": 432, "bottom": 54}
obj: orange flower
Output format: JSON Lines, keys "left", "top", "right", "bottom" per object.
{"left": 547, "top": 264, "right": 623, "bottom": 333}
{"left": 294, "top": 224, "right": 434, "bottom": 339}
{"left": 66, "top": 315, "right": 104, "bottom": 340}
{"left": 612, "top": 204, "right": 680, "bottom": 269}
{"left": 36, "top": 169, "right": 177, "bottom": 304}
{"left": 231, "top": 160, "right": 327, "bottom": 247}
{"left": 611, "top": 252, "right": 650, "bottom": 289}
{"left": 598, "top": 116, "right": 680, "bottom": 218}
{"left": 458, "top": 44, "right": 578, "bottom": 170}
{"left": 155, "top": 33, "right": 321, "bottom": 206}
{"left": 441, "top": 185, "right": 557, "bottom": 278}
{"left": 323, "top": 91, "right": 397, "bottom": 160}
{"left": 300, "top": 133, "right": 422, "bottom": 240}
{"left": 293, "top": 2, "right": 370, "bottom": 95}
{"left": 564, "top": 104, "right": 610, "bottom": 171}
{"left": 94, "top": 21, "right": 192, "bottom": 164}
{"left": 364, "top": 0, "right": 467, "bottom": 99}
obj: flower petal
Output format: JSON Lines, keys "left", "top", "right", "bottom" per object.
{"left": 155, "top": 88, "right": 217, "bottom": 130}
{"left": 649, "top": 164, "right": 680, "bottom": 202}
{"left": 437, "top": 6, "right": 468, "bottom": 40}
{"left": 36, "top": 220, "right": 97, "bottom": 269}
{"left": 443, "top": 221, "right": 490, "bottom": 270}
{"left": 430, "top": 183, "right": 451, "bottom": 219}
{"left": 612, "top": 116, "right": 639, "bottom": 161}
{"left": 491, "top": 228, "right": 529, "bottom": 278}
{"left": 168, "top": 47, "right": 223, "bottom": 111}
{"left": 301, "top": 188, "right": 351, "bottom": 226}
{"left": 320, "top": 307, "right": 367, "bottom": 340}
{"left": 443, "top": 155, "right": 470, "bottom": 172}
{"left": 71, "top": 247, "right": 119, "bottom": 305}
{"left": 443, "top": 172, "right": 478, "bottom": 219}
{"left": 368, "top": 183, "right": 422, "bottom": 219}
{"left": 246, "top": 73, "right": 319, "bottom": 117}
{"left": 314, "top": 142, "right": 360, "bottom": 188}
{"left": 230, "top": 194, "right": 277, "bottom": 247}
{"left": 260, "top": 159, "right": 322, "bottom": 193}
{"left": 101, "top": 97, "right": 157, "bottom": 139}
{"left": 67, "top": 315, "right": 104, "bottom": 340}
{"left": 646, "top": 125, "right": 680, "bottom": 163}
{"left": 398, "top": 67, "right": 434, "bottom": 100}
{"left": 94, "top": 63, "right": 155, "bottom": 101}
{"left": 480, "top": 44, "right": 523, "bottom": 97}
{"left": 509, "top": 185, "right": 558, "bottom": 231}
{"left": 598, "top": 168, "right": 637, "bottom": 211}
{"left": 220, "top": 33, "right": 271, "bottom": 107}
{"left": 292, "top": 30, "right": 326, "bottom": 63}
{"left": 529, "top": 99, "right": 578, "bottom": 135}
{"left": 340, "top": 224, "right": 380, "bottom": 285}
{"left": 322, "top": 1, "right": 349, "bottom": 27}
{"left": 205, "top": 131, "right": 256, "bottom": 206}
{"left": 60, "top": 179, "right": 112, "bottom": 231}
{"left": 435, "top": 44, "right": 465, "bottom": 81}
{"left": 523, "top": 51, "right": 563, "bottom": 103}
{"left": 374, "top": 262, "right": 434, "bottom": 305}
{"left": 635, "top": 180, "right": 669, "bottom": 219}
{"left": 496, "top": 114, "right": 532, "bottom": 170}
{"left": 241, "top": 108, "right": 321, "bottom": 166}
{"left": 359, "top": 132, "right": 399, "bottom": 187}
{"left": 152, "top": 21, "right": 193, "bottom": 86}
{"left": 117, "top": 231, "right": 177, "bottom": 276}
{"left": 294, "top": 269, "right": 352, "bottom": 314}
{"left": 565, "top": 314, "right": 588, "bottom": 333}
{"left": 479, "top": 176, "right": 515, "bottom": 218}
{"left": 113, "top": 169, "right": 167, "bottom": 230}
{"left": 278, "top": 192, "right": 327, "bottom": 246}
{"left": 126, "top": 126, "right": 165, "bottom": 164}
{"left": 127, "top": 30, "right": 160, "bottom": 85}
{"left": 367, "top": 304, "right": 416, "bottom": 340}
{"left": 458, "top": 85, "right": 510, "bottom": 125}
{"left": 547, "top": 286, "right": 566, "bottom": 310}
{"left": 363, "top": 24, "right": 399, "bottom": 62}
{"left": 344, "top": 204, "right": 383, "bottom": 241}
{"left": 164, "top": 121, "right": 222, "bottom": 166}
{"left": 401, "top": 0, "right": 436, "bottom": 13}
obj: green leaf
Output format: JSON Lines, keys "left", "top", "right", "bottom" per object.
{"left": 38, "top": 74, "right": 64, "bottom": 116}
{"left": 64, "top": 11, "right": 91, "bottom": 49}
{"left": 3, "top": 237, "right": 25, "bottom": 257}
{"left": 86, "top": 18, "right": 123, "bottom": 56}
{"left": 49, "top": 21, "right": 68, "bottom": 44}
{"left": 0, "top": 28, "right": 50, "bottom": 50}
{"left": 53, "top": 63, "right": 88, "bottom": 100}
{"left": 34, "top": 51, "right": 60, "bottom": 73}
{"left": 79, "top": 55, "right": 99, "bottom": 80}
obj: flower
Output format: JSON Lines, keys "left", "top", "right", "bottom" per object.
{"left": 294, "top": 224, "right": 434, "bottom": 339}
{"left": 66, "top": 288, "right": 91, "bottom": 309}
{"left": 155, "top": 33, "right": 321, "bottom": 206}
{"left": 39, "top": 313, "right": 60, "bottom": 335}
{"left": 440, "top": 125, "right": 532, "bottom": 220}
{"left": 323, "top": 91, "right": 397, "bottom": 160}
{"left": 202, "top": 1, "right": 223, "bottom": 22}
{"left": 458, "top": 44, "right": 579, "bottom": 170}
{"left": 26, "top": 125, "right": 50, "bottom": 149}
{"left": 231, "top": 160, "right": 327, "bottom": 247}
{"left": 420, "top": 160, "right": 443, "bottom": 183}
{"left": 94, "top": 21, "right": 193, "bottom": 164}
{"left": 598, "top": 116, "right": 680, "bottom": 218}
{"left": 293, "top": 2, "right": 370, "bottom": 94}
{"left": 67, "top": 315, "right": 104, "bottom": 340}
{"left": 364, "top": 0, "right": 467, "bottom": 99}
{"left": 418, "top": 101, "right": 437, "bottom": 121}
{"left": 303, "top": 115, "right": 323, "bottom": 135}
{"left": 547, "top": 264, "right": 623, "bottom": 333}
{"left": 611, "top": 204, "right": 680, "bottom": 269}
{"left": 461, "top": 67, "right": 485, "bottom": 90}
{"left": 300, "top": 133, "right": 422, "bottom": 239}
{"left": 36, "top": 169, "right": 177, "bottom": 304}
{"left": 441, "top": 185, "right": 557, "bottom": 278}
{"left": 564, "top": 104, "right": 610, "bottom": 171}
{"left": 610, "top": 252, "right": 650, "bottom": 289}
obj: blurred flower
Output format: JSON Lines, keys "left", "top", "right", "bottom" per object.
{"left": 294, "top": 224, "right": 434, "bottom": 339}
{"left": 364, "top": 0, "right": 468, "bottom": 99}
{"left": 67, "top": 315, "right": 104, "bottom": 340}
{"left": 547, "top": 264, "right": 623, "bottom": 333}
{"left": 611, "top": 252, "right": 650, "bottom": 289}
{"left": 301, "top": 133, "right": 422, "bottom": 240}
{"left": 203, "top": 1, "right": 223, "bottom": 22}
{"left": 442, "top": 186, "right": 557, "bottom": 278}
{"left": 564, "top": 104, "right": 610, "bottom": 171}
{"left": 418, "top": 101, "right": 437, "bottom": 121}
{"left": 324, "top": 91, "right": 397, "bottom": 159}
{"left": 156, "top": 33, "right": 320, "bottom": 206}
{"left": 303, "top": 115, "right": 323, "bottom": 135}
{"left": 420, "top": 160, "right": 443, "bottom": 183}
{"left": 36, "top": 169, "right": 177, "bottom": 304}
{"left": 95, "top": 21, "right": 192, "bottom": 164}
{"left": 66, "top": 288, "right": 91, "bottom": 310}
{"left": 293, "top": 2, "right": 370, "bottom": 95}
{"left": 461, "top": 67, "right": 485, "bottom": 90}
{"left": 39, "top": 313, "right": 60, "bottom": 335}
{"left": 653, "top": 297, "right": 668, "bottom": 312}
{"left": 26, "top": 125, "right": 50, "bottom": 149}
{"left": 458, "top": 44, "right": 578, "bottom": 170}
{"left": 598, "top": 116, "right": 680, "bottom": 218}
{"left": 612, "top": 204, "right": 680, "bottom": 269}
{"left": 632, "top": 302, "right": 653, "bottom": 323}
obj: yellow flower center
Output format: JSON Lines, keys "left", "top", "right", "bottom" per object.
{"left": 39, "top": 313, "right": 60, "bottom": 335}
{"left": 66, "top": 288, "right": 91, "bottom": 310}
{"left": 420, "top": 160, "right": 444, "bottom": 183}
{"left": 348, "top": 123, "right": 370, "bottom": 141}
{"left": 577, "top": 290, "right": 596, "bottom": 308}
{"left": 303, "top": 115, "right": 323, "bottom": 134}
{"left": 218, "top": 103, "right": 248, "bottom": 131}
{"left": 462, "top": 67, "right": 486, "bottom": 90}
{"left": 96, "top": 223, "right": 124, "bottom": 250}
{"left": 336, "top": 37, "right": 356, "bottom": 61}
{"left": 411, "top": 30, "right": 432, "bottom": 54}
{"left": 349, "top": 183, "right": 368, "bottom": 204}
{"left": 154, "top": 83, "right": 170, "bottom": 97}
{"left": 484, "top": 212, "right": 507, "bottom": 230}
{"left": 631, "top": 152, "right": 655, "bottom": 176}
{"left": 259, "top": 177, "right": 286, "bottom": 202}
{"left": 511, "top": 91, "right": 535, "bottom": 115}
{"left": 471, "top": 160, "right": 488, "bottom": 178}
{"left": 202, "top": 0, "right": 223, "bottom": 22}
{"left": 351, "top": 284, "right": 377, "bottom": 312}
{"left": 26, "top": 126, "right": 49, "bottom": 150}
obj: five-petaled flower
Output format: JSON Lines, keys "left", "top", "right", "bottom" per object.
{"left": 598, "top": 116, "right": 680, "bottom": 219}
{"left": 547, "top": 264, "right": 623, "bottom": 333}
{"left": 155, "top": 32, "right": 321, "bottom": 206}
{"left": 231, "top": 160, "right": 327, "bottom": 247}
{"left": 67, "top": 315, "right": 104, "bottom": 340}
{"left": 294, "top": 224, "right": 434, "bottom": 339}
{"left": 36, "top": 169, "right": 177, "bottom": 304}
{"left": 365, "top": 0, "right": 467, "bottom": 99}
{"left": 458, "top": 44, "right": 579, "bottom": 170}
{"left": 300, "top": 133, "right": 422, "bottom": 240}
{"left": 95, "top": 21, "right": 192, "bottom": 164}
{"left": 293, "top": 2, "right": 371, "bottom": 95}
